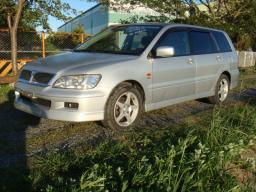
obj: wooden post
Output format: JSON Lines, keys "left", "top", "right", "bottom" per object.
{"left": 80, "top": 33, "right": 84, "bottom": 44}
{"left": 42, "top": 31, "right": 46, "bottom": 58}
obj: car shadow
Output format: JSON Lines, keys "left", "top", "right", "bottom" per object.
{"left": 0, "top": 90, "right": 41, "bottom": 192}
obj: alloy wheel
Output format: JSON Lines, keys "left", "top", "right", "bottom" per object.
{"left": 114, "top": 91, "right": 139, "bottom": 127}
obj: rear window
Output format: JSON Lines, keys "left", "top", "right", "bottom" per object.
{"left": 190, "top": 31, "right": 218, "bottom": 55}
{"left": 212, "top": 31, "right": 232, "bottom": 52}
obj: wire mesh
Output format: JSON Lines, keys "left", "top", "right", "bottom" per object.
{"left": 44, "top": 32, "right": 85, "bottom": 57}
{"left": 0, "top": 31, "right": 88, "bottom": 60}
{"left": 0, "top": 31, "right": 11, "bottom": 60}
{"left": 0, "top": 30, "right": 89, "bottom": 78}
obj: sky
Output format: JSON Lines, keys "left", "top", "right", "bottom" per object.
{"left": 48, "top": 0, "right": 97, "bottom": 31}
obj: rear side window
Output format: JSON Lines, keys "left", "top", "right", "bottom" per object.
{"left": 156, "top": 31, "right": 190, "bottom": 56}
{"left": 212, "top": 31, "right": 232, "bottom": 52}
{"left": 190, "top": 31, "right": 217, "bottom": 55}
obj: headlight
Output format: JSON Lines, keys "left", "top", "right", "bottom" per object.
{"left": 53, "top": 74, "right": 101, "bottom": 90}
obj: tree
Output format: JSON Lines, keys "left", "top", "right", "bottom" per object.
{"left": 0, "top": 0, "right": 76, "bottom": 75}
{"left": 96, "top": 0, "right": 256, "bottom": 50}
{"left": 183, "top": 0, "right": 256, "bottom": 50}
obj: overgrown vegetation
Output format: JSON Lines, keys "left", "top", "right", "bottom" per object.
{"left": 7, "top": 102, "right": 255, "bottom": 192}
{"left": 45, "top": 25, "right": 86, "bottom": 53}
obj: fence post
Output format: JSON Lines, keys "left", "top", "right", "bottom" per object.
{"left": 244, "top": 52, "right": 247, "bottom": 68}
{"left": 42, "top": 31, "right": 46, "bottom": 58}
{"left": 252, "top": 52, "right": 254, "bottom": 67}
{"left": 80, "top": 33, "right": 84, "bottom": 44}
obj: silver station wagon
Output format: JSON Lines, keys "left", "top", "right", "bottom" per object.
{"left": 15, "top": 23, "right": 239, "bottom": 129}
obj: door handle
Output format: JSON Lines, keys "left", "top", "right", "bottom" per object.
{"left": 187, "top": 58, "right": 194, "bottom": 64}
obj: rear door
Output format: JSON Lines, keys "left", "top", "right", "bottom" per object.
{"left": 190, "top": 30, "right": 222, "bottom": 95}
{"left": 151, "top": 28, "right": 196, "bottom": 104}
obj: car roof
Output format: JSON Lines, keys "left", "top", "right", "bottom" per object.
{"left": 114, "top": 23, "right": 225, "bottom": 33}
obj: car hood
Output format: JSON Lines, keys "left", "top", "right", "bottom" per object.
{"left": 24, "top": 52, "right": 139, "bottom": 74}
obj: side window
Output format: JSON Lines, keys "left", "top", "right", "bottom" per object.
{"left": 190, "top": 31, "right": 217, "bottom": 55}
{"left": 212, "top": 31, "right": 232, "bottom": 52}
{"left": 156, "top": 31, "right": 190, "bottom": 56}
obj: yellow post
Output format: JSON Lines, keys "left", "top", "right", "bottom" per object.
{"left": 80, "top": 33, "right": 84, "bottom": 44}
{"left": 42, "top": 31, "right": 46, "bottom": 58}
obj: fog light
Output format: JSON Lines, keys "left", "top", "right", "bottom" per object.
{"left": 64, "top": 102, "right": 79, "bottom": 109}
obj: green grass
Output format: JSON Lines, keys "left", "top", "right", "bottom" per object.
{"left": 240, "top": 67, "right": 256, "bottom": 79}
{"left": 0, "top": 84, "right": 14, "bottom": 112}
{"left": 0, "top": 69, "right": 256, "bottom": 192}
{"left": 0, "top": 84, "right": 12, "bottom": 100}
{"left": 2, "top": 103, "right": 255, "bottom": 191}
{"left": 20, "top": 102, "right": 255, "bottom": 192}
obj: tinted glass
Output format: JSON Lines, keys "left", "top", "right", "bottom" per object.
{"left": 191, "top": 31, "right": 217, "bottom": 54}
{"left": 212, "top": 31, "right": 232, "bottom": 52}
{"left": 156, "top": 31, "right": 190, "bottom": 56}
{"left": 75, "top": 26, "right": 162, "bottom": 55}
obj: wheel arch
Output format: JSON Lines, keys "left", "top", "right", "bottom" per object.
{"left": 104, "top": 80, "right": 146, "bottom": 111}
{"left": 221, "top": 71, "right": 231, "bottom": 85}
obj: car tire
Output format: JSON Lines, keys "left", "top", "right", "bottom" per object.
{"left": 208, "top": 74, "right": 230, "bottom": 105}
{"left": 102, "top": 82, "right": 144, "bottom": 130}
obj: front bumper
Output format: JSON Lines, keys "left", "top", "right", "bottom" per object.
{"left": 14, "top": 82, "right": 107, "bottom": 122}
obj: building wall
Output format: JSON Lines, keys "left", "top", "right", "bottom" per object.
{"left": 108, "top": 12, "right": 132, "bottom": 24}
{"left": 58, "top": 4, "right": 161, "bottom": 35}
{"left": 58, "top": 4, "right": 109, "bottom": 35}
{"left": 108, "top": 5, "right": 161, "bottom": 25}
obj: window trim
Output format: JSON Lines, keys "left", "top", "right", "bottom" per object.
{"left": 148, "top": 27, "right": 232, "bottom": 59}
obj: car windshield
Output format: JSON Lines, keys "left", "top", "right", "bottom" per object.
{"left": 75, "top": 25, "right": 162, "bottom": 55}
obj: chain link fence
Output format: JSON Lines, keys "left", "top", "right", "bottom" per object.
{"left": 0, "top": 31, "right": 42, "bottom": 60}
{"left": 0, "top": 30, "right": 89, "bottom": 60}
{"left": 44, "top": 32, "right": 88, "bottom": 57}
{"left": 0, "top": 30, "right": 89, "bottom": 77}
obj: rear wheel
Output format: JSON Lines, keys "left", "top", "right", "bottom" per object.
{"left": 103, "top": 83, "right": 143, "bottom": 129}
{"left": 209, "top": 74, "right": 230, "bottom": 105}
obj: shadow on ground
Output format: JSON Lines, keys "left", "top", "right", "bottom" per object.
{"left": 0, "top": 91, "right": 40, "bottom": 191}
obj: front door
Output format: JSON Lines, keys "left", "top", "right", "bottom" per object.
{"left": 151, "top": 30, "right": 196, "bottom": 104}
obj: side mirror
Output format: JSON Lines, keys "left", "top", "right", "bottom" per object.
{"left": 156, "top": 46, "right": 175, "bottom": 58}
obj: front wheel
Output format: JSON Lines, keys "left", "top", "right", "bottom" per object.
{"left": 208, "top": 74, "right": 230, "bottom": 105}
{"left": 102, "top": 83, "right": 143, "bottom": 129}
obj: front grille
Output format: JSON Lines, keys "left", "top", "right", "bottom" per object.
{"left": 19, "top": 70, "right": 54, "bottom": 85}
{"left": 32, "top": 72, "right": 54, "bottom": 84}
{"left": 20, "top": 95, "right": 51, "bottom": 108}
{"left": 20, "top": 70, "right": 32, "bottom": 81}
